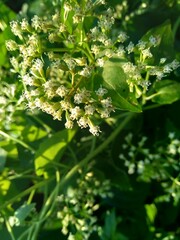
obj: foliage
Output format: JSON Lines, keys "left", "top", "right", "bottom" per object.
{"left": 0, "top": 0, "right": 180, "bottom": 239}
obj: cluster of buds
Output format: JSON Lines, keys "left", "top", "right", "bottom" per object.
{"left": 6, "top": 0, "right": 179, "bottom": 134}
{"left": 57, "top": 169, "right": 112, "bottom": 239}
{"left": 6, "top": 0, "right": 116, "bottom": 135}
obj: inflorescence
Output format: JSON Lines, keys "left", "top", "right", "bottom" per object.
{"left": 6, "top": 0, "right": 179, "bottom": 135}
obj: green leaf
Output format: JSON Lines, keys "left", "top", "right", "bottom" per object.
{"left": 0, "top": 2, "right": 16, "bottom": 66}
{"left": 35, "top": 129, "right": 76, "bottom": 177}
{"left": 145, "top": 203, "right": 157, "bottom": 224}
{"left": 141, "top": 21, "right": 175, "bottom": 62}
{"left": 102, "top": 58, "right": 142, "bottom": 112}
{"left": 0, "top": 148, "right": 7, "bottom": 171}
{"left": 15, "top": 203, "right": 35, "bottom": 224}
{"left": 103, "top": 209, "right": 117, "bottom": 239}
{"left": 151, "top": 80, "right": 180, "bottom": 104}
{"left": 22, "top": 125, "right": 47, "bottom": 142}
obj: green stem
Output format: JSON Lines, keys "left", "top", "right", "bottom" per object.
{"left": 145, "top": 92, "right": 160, "bottom": 100}
{"left": 172, "top": 16, "right": 180, "bottom": 39}
{"left": 59, "top": 112, "right": 135, "bottom": 189}
{"left": 28, "top": 180, "right": 60, "bottom": 240}
{"left": 77, "top": 45, "right": 94, "bottom": 63}
{"left": 24, "top": 112, "right": 135, "bottom": 240}
{"left": 5, "top": 218, "right": 16, "bottom": 240}
{"left": 0, "top": 179, "right": 52, "bottom": 211}
{"left": 143, "top": 103, "right": 164, "bottom": 111}
{"left": 0, "top": 130, "right": 35, "bottom": 153}
{"left": 46, "top": 47, "right": 72, "bottom": 52}
{"left": 27, "top": 189, "right": 36, "bottom": 205}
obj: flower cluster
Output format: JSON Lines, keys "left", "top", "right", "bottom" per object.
{"left": 0, "top": 68, "right": 24, "bottom": 129}
{"left": 6, "top": 0, "right": 117, "bottom": 135}
{"left": 56, "top": 169, "right": 112, "bottom": 240}
{"left": 6, "top": 0, "right": 179, "bottom": 134}
{"left": 119, "top": 132, "right": 180, "bottom": 203}
{"left": 121, "top": 37, "right": 180, "bottom": 95}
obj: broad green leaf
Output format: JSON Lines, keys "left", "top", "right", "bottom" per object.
{"left": 102, "top": 58, "right": 142, "bottom": 112}
{"left": 35, "top": 129, "right": 76, "bottom": 177}
{"left": 15, "top": 203, "right": 35, "bottom": 224}
{"left": 152, "top": 80, "right": 180, "bottom": 104}
{"left": 22, "top": 125, "right": 48, "bottom": 142}
{"left": 141, "top": 21, "right": 175, "bottom": 62}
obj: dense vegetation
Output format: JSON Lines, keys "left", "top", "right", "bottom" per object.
{"left": 0, "top": 0, "right": 180, "bottom": 239}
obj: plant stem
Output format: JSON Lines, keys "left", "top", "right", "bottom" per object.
{"left": 27, "top": 189, "right": 36, "bottom": 205}
{"left": 0, "top": 130, "right": 35, "bottom": 153}
{"left": 143, "top": 103, "right": 164, "bottom": 110}
{"left": 172, "top": 16, "right": 180, "bottom": 39}
{"left": 27, "top": 181, "right": 60, "bottom": 240}
{"left": 24, "top": 112, "right": 135, "bottom": 240}
{"left": 5, "top": 218, "right": 16, "bottom": 240}
{"left": 59, "top": 112, "right": 135, "bottom": 189}
{"left": 0, "top": 179, "right": 52, "bottom": 211}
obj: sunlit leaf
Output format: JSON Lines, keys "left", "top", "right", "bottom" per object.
{"left": 102, "top": 58, "right": 142, "bottom": 112}
{"left": 152, "top": 80, "right": 180, "bottom": 104}
{"left": 35, "top": 129, "right": 76, "bottom": 177}
{"left": 141, "top": 20, "right": 175, "bottom": 62}
{"left": 145, "top": 203, "right": 157, "bottom": 224}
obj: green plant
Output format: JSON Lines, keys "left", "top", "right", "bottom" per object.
{"left": 0, "top": 0, "right": 180, "bottom": 239}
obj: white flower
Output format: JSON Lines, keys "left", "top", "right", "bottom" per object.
{"left": 91, "top": 45, "right": 100, "bottom": 55}
{"left": 5, "top": 40, "right": 18, "bottom": 51}
{"left": 74, "top": 88, "right": 90, "bottom": 104}
{"left": 22, "top": 74, "right": 35, "bottom": 86}
{"left": 170, "top": 60, "right": 180, "bottom": 70}
{"left": 89, "top": 125, "right": 101, "bottom": 136}
{"left": 126, "top": 42, "right": 134, "bottom": 54}
{"left": 10, "top": 21, "right": 21, "bottom": 37}
{"left": 84, "top": 105, "right": 96, "bottom": 115}
{"left": 90, "top": 27, "right": 99, "bottom": 39}
{"left": 31, "top": 15, "right": 43, "bottom": 31}
{"left": 56, "top": 85, "right": 68, "bottom": 97}
{"left": 149, "top": 35, "right": 158, "bottom": 46}
{"left": 100, "top": 108, "right": 111, "bottom": 118}
{"left": 53, "top": 110, "right": 62, "bottom": 121}
{"left": 60, "top": 100, "right": 71, "bottom": 110}
{"left": 116, "top": 45, "right": 125, "bottom": 57}
{"left": 163, "top": 65, "right": 172, "bottom": 73}
{"left": 79, "top": 66, "right": 92, "bottom": 77}
{"left": 64, "top": 3, "right": 72, "bottom": 11}
{"left": 101, "top": 97, "right": 112, "bottom": 108}
{"left": 142, "top": 48, "right": 152, "bottom": 59}
{"left": 21, "top": 18, "right": 30, "bottom": 31}
{"left": 65, "top": 120, "right": 74, "bottom": 129}
{"left": 136, "top": 40, "right": 146, "bottom": 50}
{"left": 96, "top": 58, "right": 105, "bottom": 67}
{"left": 70, "top": 106, "right": 81, "bottom": 120}
{"left": 95, "top": 86, "right": 108, "bottom": 96}
{"left": 104, "top": 49, "right": 113, "bottom": 58}
{"left": 77, "top": 116, "right": 89, "bottom": 128}
{"left": 117, "top": 31, "right": 128, "bottom": 43}
{"left": 32, "top": 59, "right": 44, "bottom": 71}
{"left": 160, "top": 58, "right": 167, "bottom": 64}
